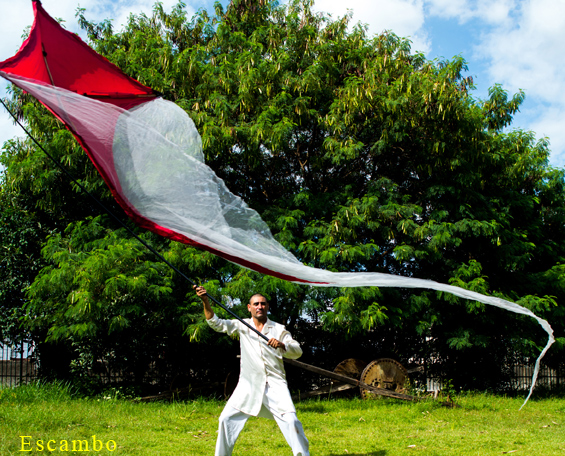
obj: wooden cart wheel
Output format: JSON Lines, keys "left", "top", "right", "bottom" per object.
{"left": 359, "top": 358, "right": 408, "bottom": 399}
{"left": 333, "top": 358, "right": 368, "bottom": 380}
{"left": 330, "top": 358, "right": 369, "bottom": 397}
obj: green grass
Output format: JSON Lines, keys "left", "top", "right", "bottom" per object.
{"left": 1, "top": 382, "right": 564, "bottom": 455}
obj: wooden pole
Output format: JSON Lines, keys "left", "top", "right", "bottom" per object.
{"left": 284, "top": 358, "right": 416, "bottom": 401}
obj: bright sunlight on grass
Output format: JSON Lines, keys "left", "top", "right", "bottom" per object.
{"left": 1, "top": 382, "right": 563, "bottom": 455}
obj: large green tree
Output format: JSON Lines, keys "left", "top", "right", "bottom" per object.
{"left": 1, "top": 0, "right": 564, "bottom": 391}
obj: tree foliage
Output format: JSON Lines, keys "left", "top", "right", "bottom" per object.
{"left": 1, "top": 0, "right": 564, "bottom": 391}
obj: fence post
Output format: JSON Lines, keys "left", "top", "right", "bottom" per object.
{"left": 19, "top": 340, "right": 23, "bottom": 386}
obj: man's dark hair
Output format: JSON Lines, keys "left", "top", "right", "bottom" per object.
{"left": 249, "top": 293, "right": 268, "bottom": 304}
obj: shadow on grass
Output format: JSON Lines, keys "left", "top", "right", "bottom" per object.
{"left": 329, "top": 451, "right": 386, "bottom": 456}
{"left": 298, "top": 403, "right": 330, "bottom": 413}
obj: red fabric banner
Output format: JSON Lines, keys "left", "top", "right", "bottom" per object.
{"left": 0, "top": 0, "right": 156, "bottom": 109}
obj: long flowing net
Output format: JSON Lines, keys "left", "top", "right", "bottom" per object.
{"left": 1, "top": 72, "right": 554, "bottom": 407}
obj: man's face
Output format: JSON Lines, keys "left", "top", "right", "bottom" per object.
{"left": 248, "top": 296, "right": 269, "bottom": 321}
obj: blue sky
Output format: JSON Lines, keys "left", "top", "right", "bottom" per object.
{"left": 1, "top": 0, "right": 564, "bottom": 167}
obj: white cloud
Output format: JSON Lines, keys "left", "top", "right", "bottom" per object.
{"left": 420, "top": 0, "right": 565, "bottom": 167}
{"left": 0, "top": 116, "right": 22, "bottom": 147}
{"left": 426, "top": 0, "right": 471, "bottom": 21}
{"left": 426, "top": 0, "right": 516, "bottom": 25}
{"left": 313, "top": 0, "right": 430, "bottom": 53}
{"left": 478, "top": 0, "right": 516, "bottom": 24}
{"left": 528, "top": 106, "right": 565, "bottom": 167}
{"left": 474, "top": 0, "right": 565, "bottom": 124}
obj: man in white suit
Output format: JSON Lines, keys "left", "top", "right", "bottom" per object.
{"left": 194, "top": 286, "right": 309, "bottom": 456}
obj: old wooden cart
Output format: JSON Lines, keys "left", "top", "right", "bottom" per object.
{"left": 282, "top": 357, "right": 419, "bottom": 401}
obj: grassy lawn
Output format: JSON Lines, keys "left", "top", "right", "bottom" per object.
{"left": 1, "top": 383, "right": 564, "bottom": 455}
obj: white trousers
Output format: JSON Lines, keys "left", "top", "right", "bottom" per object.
{"left": 215, "top": 384, "right": 309, "bottom": 456}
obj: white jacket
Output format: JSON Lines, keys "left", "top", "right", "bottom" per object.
{"left": 206, "top": 314, "right": 303, "bottom": 416}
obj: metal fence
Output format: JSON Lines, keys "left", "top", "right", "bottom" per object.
{"left": 422, "top": 359, "right": 564, "bottom": 393}
{"left": 0, "top": 340, "right": 38, "bottom": 387}
{"left": 1, "top": 338, "right": 563, "bottom": 395}
{"left": 511, "top": 362, "right": 563, "bottom": 391}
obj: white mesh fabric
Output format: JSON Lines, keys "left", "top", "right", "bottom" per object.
{"left": 113, "top": 98, "right": 300, "bottom": 264}
{"left": 2, "top": 73, "right": 554, "bottom": 407}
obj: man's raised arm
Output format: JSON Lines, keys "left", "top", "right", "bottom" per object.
{"left": 193, "top": 285, "right": 214, "bottom": 320}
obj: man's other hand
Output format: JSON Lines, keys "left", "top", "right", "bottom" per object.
{"left": 267, "top": 338, "right": 286, "bottom": 351}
